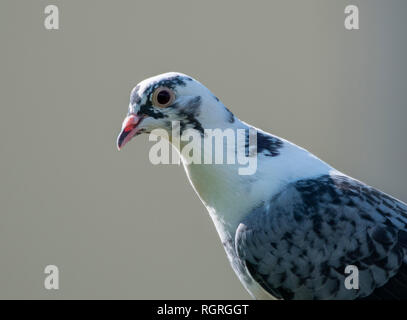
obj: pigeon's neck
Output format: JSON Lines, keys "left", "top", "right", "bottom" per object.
{"left": 175, "top": 118, "right": 334, "bottom": 243}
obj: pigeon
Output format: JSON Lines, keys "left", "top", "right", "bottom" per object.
{"left": 117, "top": 72, "right": 407, "bottom": 300}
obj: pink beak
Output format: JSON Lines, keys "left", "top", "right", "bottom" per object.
{"left": 117, "top": 114, "right": 144, "bottom": 150}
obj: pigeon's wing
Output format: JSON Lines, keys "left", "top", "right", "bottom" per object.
{"left": 235, "top": 174, "right": 407, "bottom": 300}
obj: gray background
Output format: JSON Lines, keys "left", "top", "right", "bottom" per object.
{"left": 0, "top": 0, "right": 406, "bottom": 299}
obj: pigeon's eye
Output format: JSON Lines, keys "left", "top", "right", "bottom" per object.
{"left": 152, "top": 87, "right": 175, "bottom": 108}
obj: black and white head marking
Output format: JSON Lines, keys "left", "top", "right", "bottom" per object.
{"left": 129, "top": 74, "right": 191, "bottom": 120}
{"left": 224, "top": 106, "right": 235, "bottom": 123}
{"left": 126, "top": 73, "right": 283, "bottom": 156}
{"left": 126, "top": 73, "right": 258, "bottom": 141}
{"left": 173, "top": 96, "right": 204, "bottom": 135}
{"left": 245, "top": 129, "right": 284, "bottom": 157}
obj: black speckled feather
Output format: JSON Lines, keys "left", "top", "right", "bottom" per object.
{"left": 235, "top": 174, "right": 407, "bottom": 299}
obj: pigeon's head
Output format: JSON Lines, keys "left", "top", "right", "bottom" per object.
{"left": 117, "top": 72, "right": 235, "bottom": 150}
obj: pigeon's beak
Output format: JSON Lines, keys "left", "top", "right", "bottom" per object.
{"left": 117, "top": 114, "right": 145, "bottom": 150}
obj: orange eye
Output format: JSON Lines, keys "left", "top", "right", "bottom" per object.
{"left": 152, "top": 87, "right": 175, "bottom": 108}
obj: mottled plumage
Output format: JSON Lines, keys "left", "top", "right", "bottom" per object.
{"left": 235, "top": 174, "right": 407, "bottom": 299}
{"left": 117, "top": 72, "right": 407, "bottom": 299}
